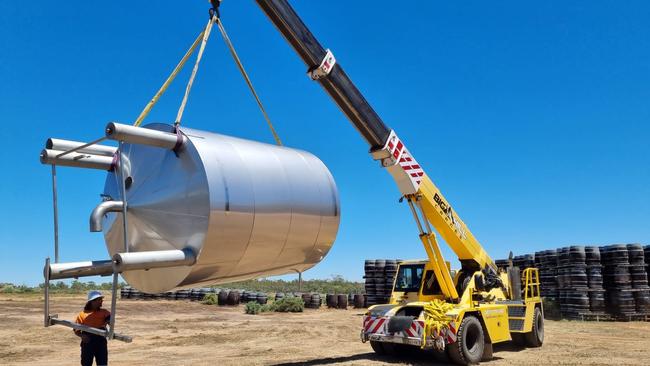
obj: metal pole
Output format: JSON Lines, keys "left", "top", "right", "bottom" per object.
{"left": 51, "top": 166, "right": 59, "bottom": 263}
{"left": 298, "top": 271, "right": 302, "bottom": 291}
{"left": 118, "top": 142, "right": 129, "bottom": 253}
{"left": 44, "top": 257, "right": 50, "bottom": 327}
{"left": 49, "top": 318, "right": 132, "bottom": 342}
{"left": 406, "top": 197, "right": 426, "bottom": 235}
{"left": 107, "top": 271, "right": 118, "bottom": 339}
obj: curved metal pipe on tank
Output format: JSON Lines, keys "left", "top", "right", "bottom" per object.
{"left": 90, "top": 201, "right": 124, "bottom": 232}
{"left": 40, "top": 149, "right": 114, "bottom": 170}
{"left": 105, "top": 122, "right": 185, "bottom": 150}
{"left": 46, "top": 138, "right": 117, "bottom": 157}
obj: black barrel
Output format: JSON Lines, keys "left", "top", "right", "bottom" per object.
{"left": 326, "top": 293, "right": 337, "bottom": 308}
{"left": 301, "top": 293, "right": 312, "bottom": 306}
{"left": 310, "top": 293, "right": 321, "bottom": 308}
{"left": 353, "top": 294, "right": 365, "bottom": 308}
{"left": 227, "top": 290, "right": 240, "bottom": 306}
{"left": 337, "top": 294, "right": 348, "bottom": 309}
{"left": 218, "top": 290, "right": 229, "bottom": 305}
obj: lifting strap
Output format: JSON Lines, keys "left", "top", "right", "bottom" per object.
{"left": 175, "top": 14, "right": 217, "bottom": 126}
{"left": 215, "top": 17, "right": 283, "bottom": 146}
{"left": 133, "top": 4, "right": 283, "bottom": 146}
{"left": 133, "top": 31, "right": 205, "bottom": 127}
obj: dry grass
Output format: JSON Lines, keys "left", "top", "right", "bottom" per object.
{"left": 1, "top": 294, "right": 649, "bottom": 365}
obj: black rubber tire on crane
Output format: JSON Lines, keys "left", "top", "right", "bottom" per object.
{"left": 370, "top": 340, "right": 387, "bottom": 355}
{"left": 525, "top": 307, "right": 544, "bottom": 347}
{"left": 447, "top": 316, "right": 485, "bottom": 365}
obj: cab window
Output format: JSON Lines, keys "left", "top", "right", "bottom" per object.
{"left": 421, "top": 270, "right": 442, "bottom": 295}
{"left": 394, "top": 264, "right": 424, "bottom": 292}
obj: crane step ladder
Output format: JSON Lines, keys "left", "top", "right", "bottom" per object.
{"left": 498, "top": 268, "right": 541, "bottom": 332}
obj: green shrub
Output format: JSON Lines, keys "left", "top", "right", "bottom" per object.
{"left": 260, "top": 304, "right": 273, "bottom": 313}
{"left": 245, "top": 301, "right": 263, "bottom": 314}
{"left": 272, "top": 297, "right": 304, "bottom": 312}
{"left": 201, "top": 293, "right": 218, "bottom": 305}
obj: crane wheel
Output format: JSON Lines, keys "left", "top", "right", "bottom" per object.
{"left": 370, "top": 341, "right": 387, "bottom": 355}
{"left": 447, "top": 315, "right": 485, "bottom": 365}
{"left": 524, "top": 307, "right": 544, "bottom": 347}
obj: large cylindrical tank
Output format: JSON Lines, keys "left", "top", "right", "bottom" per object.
{"left": 102, "top": 123, "right": 339, "bottom": 293}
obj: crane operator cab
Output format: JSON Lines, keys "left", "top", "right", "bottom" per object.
{"left": 388, "top": 260, "right": 450, "bottom": 304}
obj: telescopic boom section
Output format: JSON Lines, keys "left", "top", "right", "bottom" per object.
{"left": 255, "top": 0, "right": 497, "bottom": 290}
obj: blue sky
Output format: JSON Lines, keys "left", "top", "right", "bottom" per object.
{"left": 1, "top": 1, "right": 648, "bottom": 286}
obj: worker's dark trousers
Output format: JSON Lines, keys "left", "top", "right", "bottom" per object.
{"left": 80, "top": 333, "right": 108, "bottom": 366}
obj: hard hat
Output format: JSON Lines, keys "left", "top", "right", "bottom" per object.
{"left": 87, "top": 290, "right": 104, "bottom": 302}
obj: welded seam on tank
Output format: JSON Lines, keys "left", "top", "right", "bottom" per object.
{"left": 267, "top": 148, "right": 295, "bottom": 267}
{"left": 296, "top": 151, "right": 325, "bottom": 262}
{"left": 224, "top": 139, "right": 257, "bottom": 278}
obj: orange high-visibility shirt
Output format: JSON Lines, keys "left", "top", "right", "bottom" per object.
{"left": 75, "top": 309, "right": 110, "bottom": 329}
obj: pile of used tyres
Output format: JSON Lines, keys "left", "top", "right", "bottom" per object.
{"left": 121, "top": 288, "right": 368, "bottom": 309}
{"left": 364, "top": 259, "right": 401, "bottom": 306}
{"left": 500, "top": 243, "right": 649, "bottom": 320}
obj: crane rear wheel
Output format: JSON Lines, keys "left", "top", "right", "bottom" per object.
{"left": 447, "top": 315, "right": 485, "bottom": 365}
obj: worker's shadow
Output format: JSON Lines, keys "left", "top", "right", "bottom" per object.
{"left": 272, "top": 349, "right": 505, "bottom": 365}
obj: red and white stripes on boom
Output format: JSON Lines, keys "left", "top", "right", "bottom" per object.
{"left": 386, "top": 133, "right": 424, "bottom": 187}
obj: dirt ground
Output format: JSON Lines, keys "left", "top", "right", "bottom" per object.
{"left": 1, "top": 294, "right": 649, "bottom": 366}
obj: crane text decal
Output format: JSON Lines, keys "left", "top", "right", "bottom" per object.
{"left": 433, "top": 193, "right": 467, "bottom": 240}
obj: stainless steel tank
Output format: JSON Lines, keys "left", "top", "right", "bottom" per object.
{"left": 102, "top": 123, "right": 339, "bottom": 293}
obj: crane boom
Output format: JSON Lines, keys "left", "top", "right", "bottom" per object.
{"left": 255, "top": 0, "right": 499, "bottom": 300}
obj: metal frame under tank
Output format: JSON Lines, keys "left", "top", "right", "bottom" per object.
{"left": 40, "top": 124, "right": 212, "bottom": 342}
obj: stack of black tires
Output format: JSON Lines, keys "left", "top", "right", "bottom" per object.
{"left": 364, "top": 259, "right": 400, "bottom": 306}
{"left": 627, "top": 244, "right": 650, "bottom": 314}
{"left": 300, "top": 293, "right": 321, "bottom": 308}
{"left": 325, "top": 293, "right": 365, "bottom": 309}
{"left": 242, "top": 291, "right": 269, "bottom": 305}
{"left": 601, "top": 245, "right": 636, "bottom": 316}
{"left": 534, "top": 250, "right": 559, "bottom": 300}
{"left": 513, "top": 254, "right": 535, "bottom": 273}
{"left": 585, "top": 246, "right": 606, "bottom": 313}
{"left": 556, "top": 246, "right": 589, "bottom": 319}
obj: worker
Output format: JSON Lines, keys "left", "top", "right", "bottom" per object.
{"left": 74, "top": 290, "right": 110, "bottom": 366}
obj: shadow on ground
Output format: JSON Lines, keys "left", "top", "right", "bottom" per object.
{"left": 272, "top": 343, "right": 518, "bottom": 366}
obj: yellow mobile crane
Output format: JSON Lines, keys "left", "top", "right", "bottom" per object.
{"left": 250, "top": 1, "right": 543, "bottom": 364}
